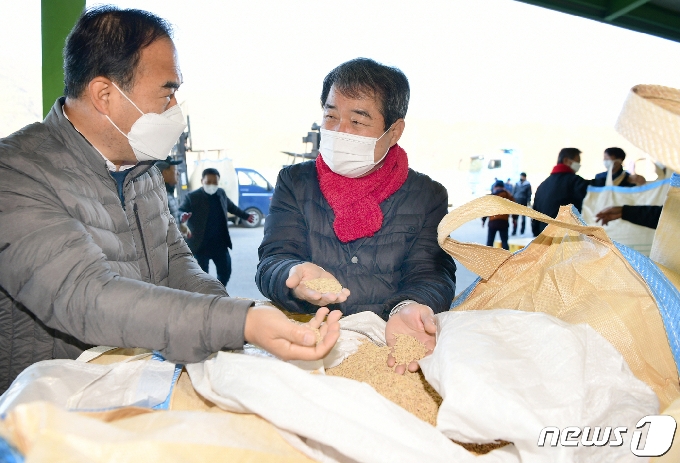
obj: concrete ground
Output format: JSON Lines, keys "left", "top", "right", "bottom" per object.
{"left": 212, "top": 215, "right": 535, "bottom": 300}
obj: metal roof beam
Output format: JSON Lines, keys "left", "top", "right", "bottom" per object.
{"left": 605, "top": 0, "right": 651, "bottom": 22}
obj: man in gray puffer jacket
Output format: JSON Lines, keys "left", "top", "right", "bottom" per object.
{"left": 0, "top": 6, "right": 340, "bottom": 394}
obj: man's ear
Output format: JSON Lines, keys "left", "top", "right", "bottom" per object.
{"left": 388, "top": 119, "right": 406, "bottom": 147}
{"left": 88, "top": 77, "right": 114, "bottom": 115}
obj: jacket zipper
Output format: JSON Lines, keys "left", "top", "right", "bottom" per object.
{"left": 133, "top": 203, "right": 154, "bottom": 282}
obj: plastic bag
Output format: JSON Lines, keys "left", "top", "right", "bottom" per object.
{"left": 0, "top": 353, "right": 177, "bottom": 414}
{"left": 421, "top": 310, "right": 659, "bottom": 463}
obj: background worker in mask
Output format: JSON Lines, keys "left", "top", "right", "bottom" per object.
{"left": 0, "top": 6, "right": 341, "bottom": 394}
{"left": 591, "top": 147, "right": 645, "bottom": 187}
{"left": 179, "top": 168, "right": 254, "bottom": 286}
{"left": 532, "top": 147, "right": 592, "bottom": 236}
{"left": 157, "top": 158, "right": 189, "bottom": 238}
{"left": 256, "top": 58, "right": 457, "bottom": 374}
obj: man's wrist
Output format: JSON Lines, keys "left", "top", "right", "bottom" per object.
{"left": 389, "top": 300, "right": 417, "bottom": 318}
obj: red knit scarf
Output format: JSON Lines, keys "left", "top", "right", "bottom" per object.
{"left": 551, "top": 163, "right": 575, "bottom": 174}
{"left": 316, "top": 144, "right": 409, "bottom": 243}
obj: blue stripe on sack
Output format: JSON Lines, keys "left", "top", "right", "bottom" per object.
{"left": 153, "top": 363, "right": 183, "bottom": 410}
{"left": 614, "top": 242, "right": 680, "bottom": 372}
{"left": 150, "top": 351, "right": 182, "bottom": 410}
{"left": 671, "top": 173, "right": 680, "bottom": 188}
{"left": 451, "top": 276, "right": 481, "bottom": 309}
{"left": 587, "top": 178, "right": 671, "bottom": 194}
{"left": 570, "top": 205, "right": 588, "bottom": 225}
{"left": 0, "top": 437, "right": 23, "bottom": 463}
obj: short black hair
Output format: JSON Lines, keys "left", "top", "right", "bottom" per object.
{"left": 604, "top": 147, "right": 626, "bottom": 161}
{"left": 494, "top": 180, "right": 505, "bottom": 189}
{"left": 63, "top": 5, "right": 173, "bottom": 98}
{"left": 202, "top": 168, "right": 220, "bottom": 179}
{"left": 520, "top": 172, "right": 527, "bottom": 177}
{"left": 321, "top": 58, "right": 410, "bottom": 130}
{"left": 557, "top": 148, "right": 582, "bottom": 164}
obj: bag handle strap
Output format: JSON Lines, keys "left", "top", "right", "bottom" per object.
{"left": 437, "top": 195, "right": 612, "bottom": 280}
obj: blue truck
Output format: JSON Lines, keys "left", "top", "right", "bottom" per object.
{"left": 234, "top": 168, "right": 274, "bottom": 227}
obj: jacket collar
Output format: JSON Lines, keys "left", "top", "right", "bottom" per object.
{"left": 551, "top": 163, "right": 575, "bottom": 174}
{"left": 43, "top": 97, "right": 154, "bottom": 182}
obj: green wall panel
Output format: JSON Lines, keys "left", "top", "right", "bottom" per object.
{"left": 41, "top": 0, "right": 85, "bottom": 117}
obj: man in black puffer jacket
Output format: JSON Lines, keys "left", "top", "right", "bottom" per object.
{"left": 532, "top": 147, "right": 592, "bottom": 236}
{"left": 257, "top": 59, "right": 456, "bottom": 373}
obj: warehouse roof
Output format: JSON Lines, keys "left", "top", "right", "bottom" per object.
{"left": 515, "top": 0, "right": 680, "bottom": 43}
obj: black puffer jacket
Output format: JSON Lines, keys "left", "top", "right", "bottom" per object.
{"left": 179, "top": 187, "right": 250, "bottom": 253}
{"left": 622, "top": 205, "right": 663, "bottom": 229}
{"left": 532, "top": 171, "right": 591, "bottom": 235}
{"left": 256, "top": 161, "right": 456, "bottom": 319}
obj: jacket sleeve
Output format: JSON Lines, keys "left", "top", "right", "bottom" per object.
{"left": 381, "top": 183, "right": 457, "bottom": 316}
{"left": 179, "top": 194, "right": 192, "bottom": 214}
{"left": 572, "top": 176, "right": 592, "bottom": 212}
{"left": 256, "top": 169, "right": 310, "bottom": 313}
{"left": 621, "top": 205, "right": 662, "bottom": 229}
{"left": 0, "top": 167, "right": 251, "bottom": 364}
{"left": 226, "top": 196, "right": 251, "bottom": 220}
{"left": 591, "top": 173, "right": 606, "bottom": 187}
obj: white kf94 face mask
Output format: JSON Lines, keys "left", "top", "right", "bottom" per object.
{"left": 319, "top": 126, "right": 392, "bottom": 178}
{"left": 106, "top": 82, "right": 187, "bottom": 162}
{"left": 203, "top": 185, "right": 219, "bottom": 195}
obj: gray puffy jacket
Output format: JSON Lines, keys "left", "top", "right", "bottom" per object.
{"left": 0, "top": 99, "right": 252, "bottom": 393}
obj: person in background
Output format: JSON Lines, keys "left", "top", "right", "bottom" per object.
{"left": 256, "top": 58, "right": 456, "bottom": 374}
{"left": 532, "top": 148, "right": 591, "bottom": 236}
{"left": 591, "top": 147, "right": 645, "bottom": 187}
{"left": 504, "top": 178, "right": 513, "bottom": 193}
{"left": 491, "top": 177, "right": 498, "bottom": 193}
{"left": 482, "top": 180, "right": 516, "bottom": 250}
{"left": 596, "top": 205, "right": 662, "bottom": 229}
{"left": 0, "top": 6, "right": 342, "bottom": 393}
{"left": 157, "top": 159, "right": 189, "bottom": 238}
{"left": 511, "top": 172, "right": 532, "bottom": 235}
{"left": 180, "top": 168, "right": 254, "bottom": 286}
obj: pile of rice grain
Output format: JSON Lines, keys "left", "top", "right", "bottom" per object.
{"left": 325, "top": 335, "right": 511, "bottom": 454}
{"left": 303, "top": 278, "right": 343, "bottom": 293}
{"left": 325, "top": 336, "right": 441, "bottom": 426}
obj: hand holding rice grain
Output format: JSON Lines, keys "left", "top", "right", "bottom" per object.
{"left": 390, "top": 333, "right": 429, "bottom": 366}
{"left": 326, "top": 335, "right": 441, "bottom": 426}
{"left": 286, "top": 263, "right": 350, "bottom": 306}
{"left": 303, "top": 277, "right": 343, "bottom": 293}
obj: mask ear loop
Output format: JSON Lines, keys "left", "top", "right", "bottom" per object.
{"left": 374, "top": 123, "right": 396, "bottom": 163}
{"left": 106, "top": 81, "right": 146, "bottom": 140}
{"left": 110, "top": 81, "right": 145, "bottom": 115}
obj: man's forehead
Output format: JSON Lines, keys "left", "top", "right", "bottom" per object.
{"left": 136, "top": 38, "right": 182, "bottom": 86}
{"left": 325, "top": 86, "right": 381, "bottom": 116}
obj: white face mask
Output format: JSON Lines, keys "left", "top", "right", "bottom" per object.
{"left": 570, "top": 161, "right": 581, "bottom": 173}
{"left": 106, "top": 82, "right": 187, "bottom": 162}
{"left": 203, "top": 184, "right": 219, "bottom": 195}
{"left": 603, "top": 159, "right": 614, "bottom": 170}
{"left": 319, "top": 126, "right": 392, "bottom": 178}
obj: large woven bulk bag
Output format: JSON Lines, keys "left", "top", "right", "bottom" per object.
{"left": 438, "top": 195, "right": 680, "bottom": 409}
{"left": 616, "top": 84, "right": 680, "bottom": 174}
